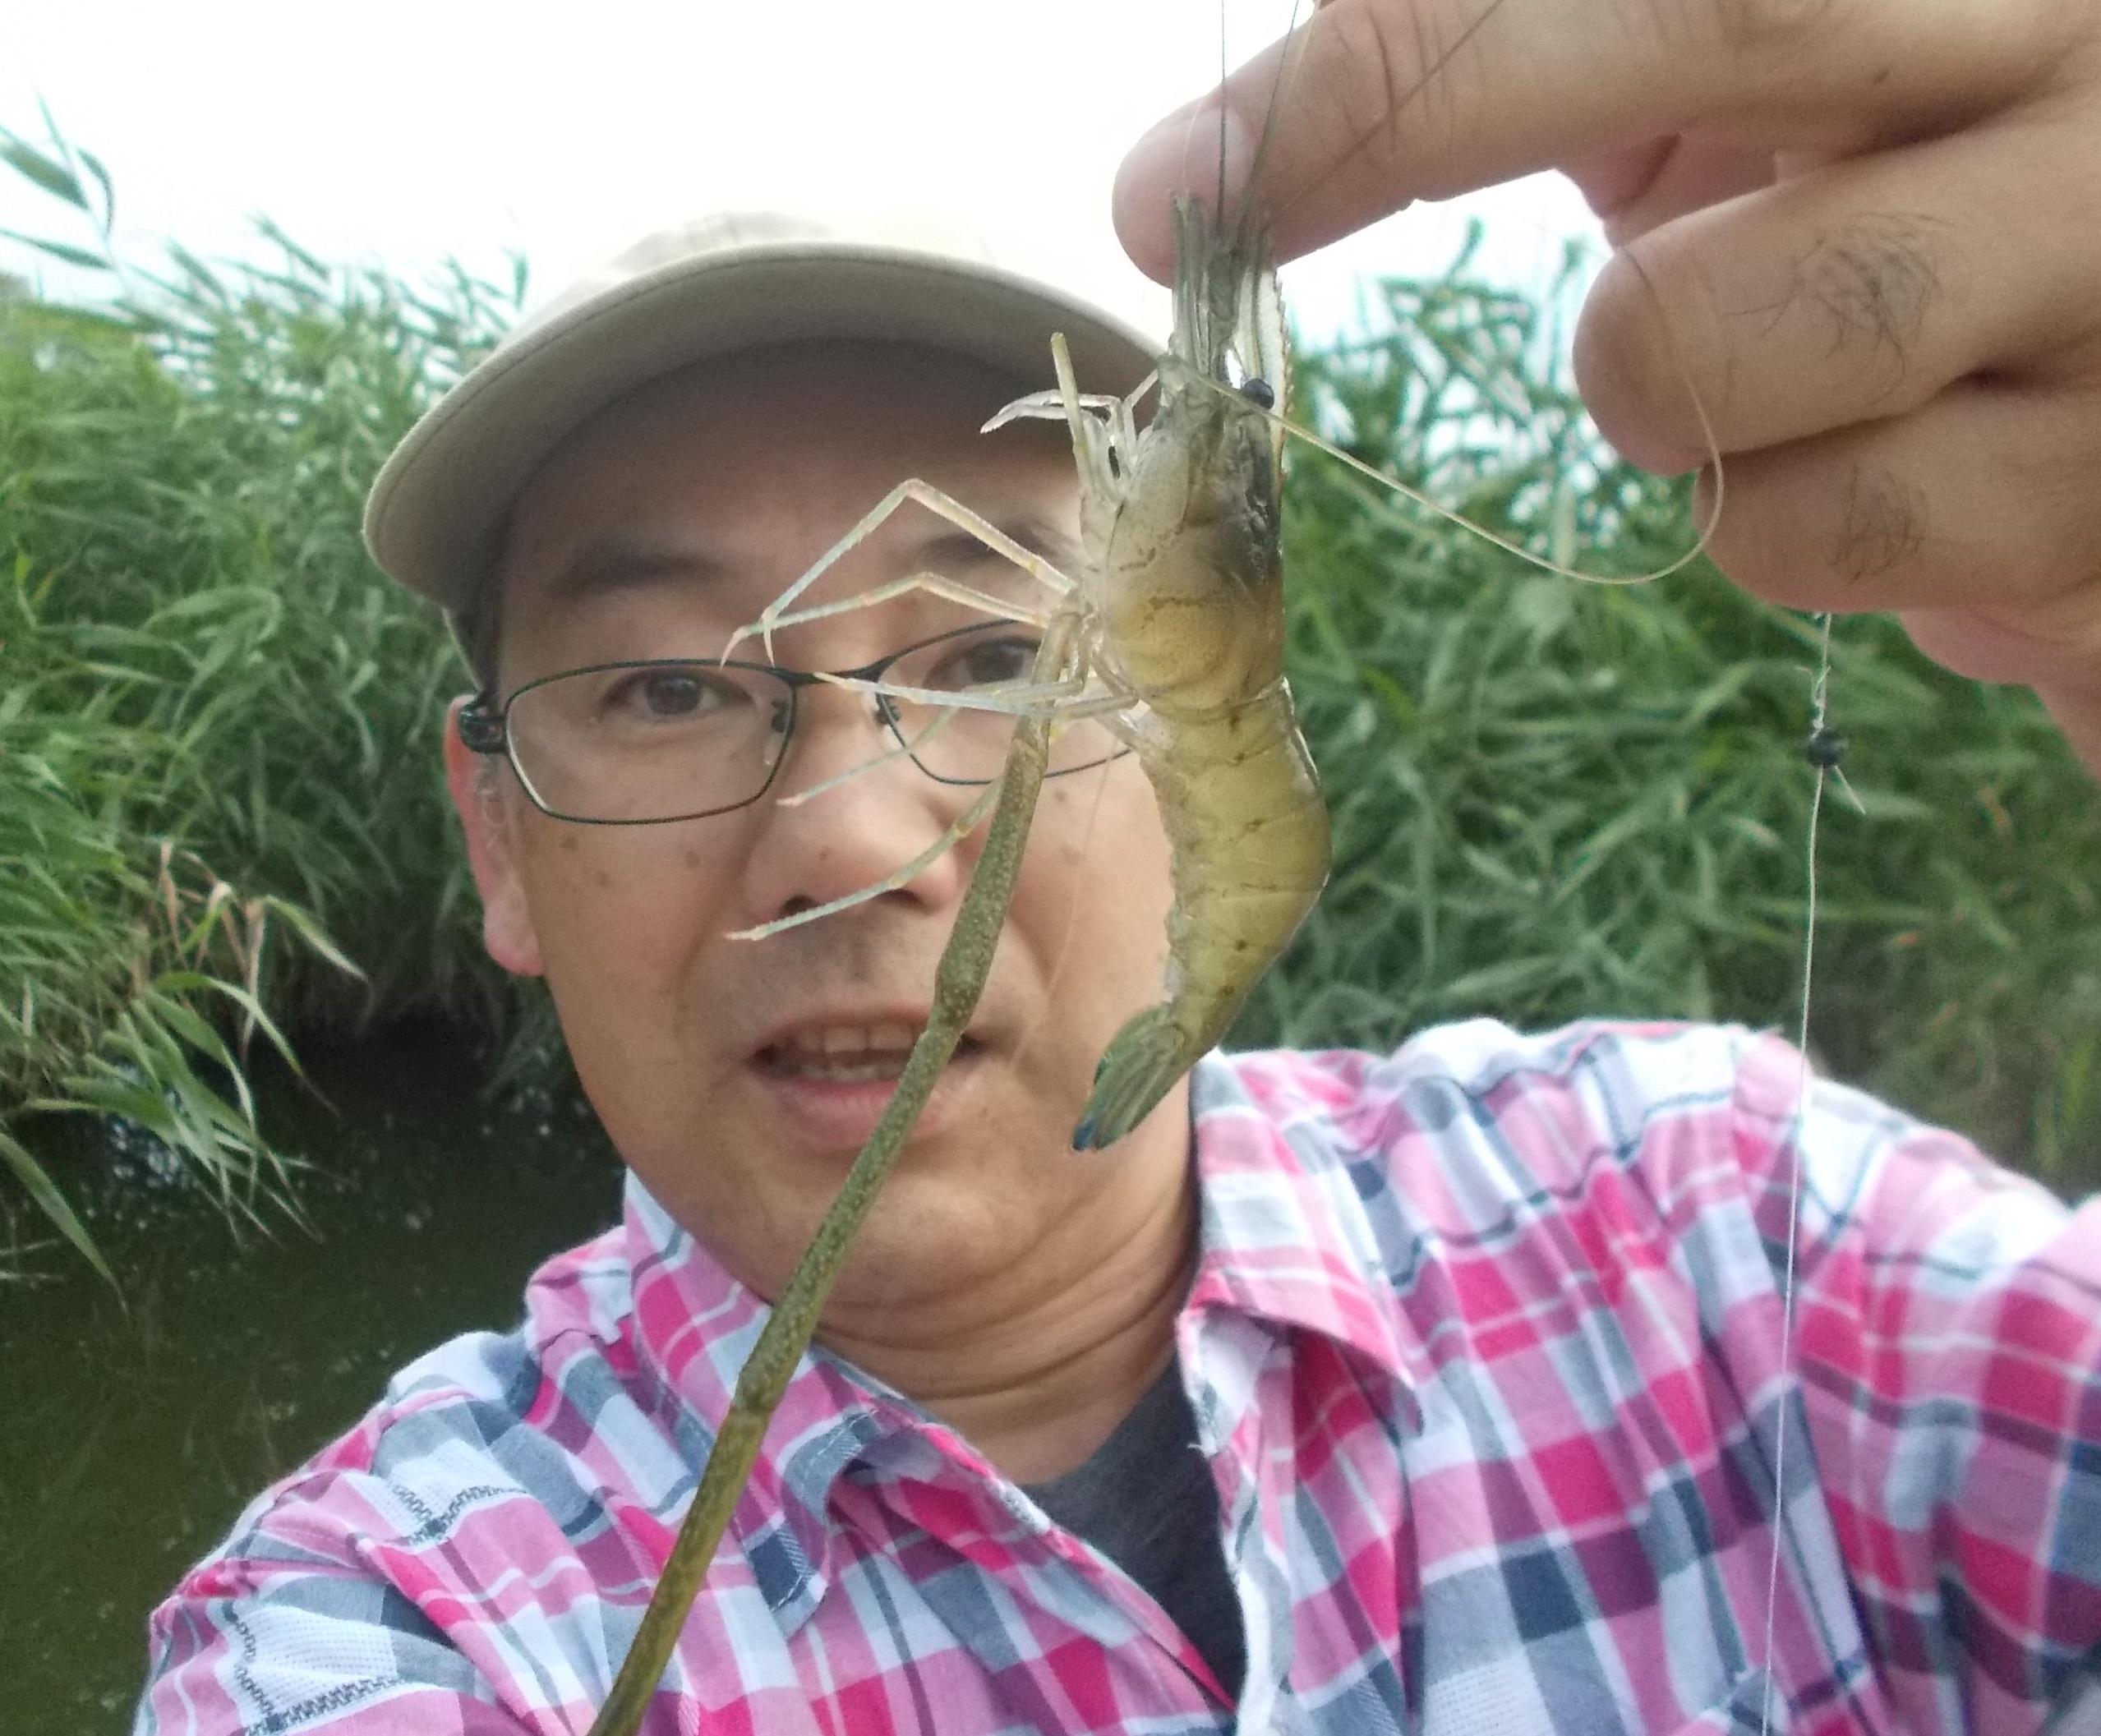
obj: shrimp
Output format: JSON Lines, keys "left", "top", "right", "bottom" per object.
{"left": 1043, "top": 194, "right": 1329, "bottom": 1150}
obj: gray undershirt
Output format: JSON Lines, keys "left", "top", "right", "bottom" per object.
{"left": 1021, "top": 1362, "right": 1247, "bottom": 1701}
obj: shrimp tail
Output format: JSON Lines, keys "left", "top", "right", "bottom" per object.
{"left": 1071, "top": 1006, "right": 1196, "bottom": 1151}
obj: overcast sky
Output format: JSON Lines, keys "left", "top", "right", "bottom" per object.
{"left": 3, "top": 0, "right": 1605, "bottom": 343}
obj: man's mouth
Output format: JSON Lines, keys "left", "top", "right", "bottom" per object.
{"left": 754, "top": 1022, "right": 985, "bottom": 1084}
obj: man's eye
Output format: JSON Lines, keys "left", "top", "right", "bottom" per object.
{"left": 604, "top": 665, "right": 735, "bottom": 719}
{"left": 928, "top": 635, "right": 1039, "bottom": 691}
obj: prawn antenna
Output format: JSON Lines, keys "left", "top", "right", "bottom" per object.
{"left": 1230, "top": 0, "right": 1305, "bottom": 253}
{"left": 1185, "top": 333, "right": 1726, "bottom": 592}
{"left": 1218, "top": 0, "right": 1231, "bottom": 242}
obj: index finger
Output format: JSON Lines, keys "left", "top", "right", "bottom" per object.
{"left": 1113, "top": 0, "right": 2071, "bottom": 279}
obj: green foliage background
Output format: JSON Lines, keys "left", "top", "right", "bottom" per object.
{"left": 2, "top": 136, "right": 2096, "bottom": 1278}
{"left": 1246, "top": 274, "right": 2101, "bottom": 1184}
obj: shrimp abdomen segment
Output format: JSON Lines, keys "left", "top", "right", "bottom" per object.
{"left": 1071, "top": 681, "right": 1329, "bottom": 1151}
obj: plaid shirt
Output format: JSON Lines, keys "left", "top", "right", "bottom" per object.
{"left": 136, "top": 1021, "right": 2101, "bottom": 1734}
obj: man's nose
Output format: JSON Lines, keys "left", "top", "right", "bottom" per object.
{"left": 735, "top": 687, "right": 975, "bottom": 930}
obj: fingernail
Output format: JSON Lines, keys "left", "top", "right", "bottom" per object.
{"left": 1115, "top": 100, "right": 1259, "bottom": 273}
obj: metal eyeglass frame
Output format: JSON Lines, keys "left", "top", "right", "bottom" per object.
{"left": 456, "top": 619, "right": 1122, "bottom": 826}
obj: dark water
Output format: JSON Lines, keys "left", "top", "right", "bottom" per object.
{"left": 0, "top": 1027, "right": 624, "bottom": 1733}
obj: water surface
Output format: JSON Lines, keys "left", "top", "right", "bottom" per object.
{"left": 0, "top": 1026, "right": 622, "bottom": 1731}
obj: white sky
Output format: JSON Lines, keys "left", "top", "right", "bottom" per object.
{"left": 2, "top": 0, "right": 1605, "bottom": 343}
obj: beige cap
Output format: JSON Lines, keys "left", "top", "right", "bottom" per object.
{"left": 362, "top": 210, "right": 1163, "bottom": 611}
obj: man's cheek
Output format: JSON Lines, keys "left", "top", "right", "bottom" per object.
{"left": 522, "top": 841, "right": 699, "bottom": 995}
{"left": 1027, "top": 780, "right": 1173, "bottom": 1003}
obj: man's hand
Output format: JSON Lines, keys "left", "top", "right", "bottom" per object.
{"left": 1114, "top": 0, "right": 2101, "bottom": 773}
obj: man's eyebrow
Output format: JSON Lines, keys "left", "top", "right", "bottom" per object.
{"left": 540, "top": 536, "right": 730, "bottom": 604}
{"left": 541, "top": 518, "right": 1082, "bottom": 607}
{"left": 904, "top": 518, "right": 1085, "bottom": 583}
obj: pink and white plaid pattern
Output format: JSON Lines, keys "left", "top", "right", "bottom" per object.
{"left": 135, "top": 1021, "right": 2101, "bottom": 1734}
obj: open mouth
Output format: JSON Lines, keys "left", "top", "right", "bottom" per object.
{"left": 754, "top": 1024, "right": 985, "bottom": 1084}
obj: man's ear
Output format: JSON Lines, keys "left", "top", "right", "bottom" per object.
{"left": 443, "top": 696, "right": 546, "bottom": 978}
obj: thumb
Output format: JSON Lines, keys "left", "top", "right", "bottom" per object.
{"left": 1113, "top": 0, "right": 2016, "bottom": 281}
{"left": 1113, "top": 0, "right": 1529, "bottom": 281}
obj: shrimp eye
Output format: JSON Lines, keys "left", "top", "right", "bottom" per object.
{"left": 1238, "top": 377, "right": 1275, "bottom": 409}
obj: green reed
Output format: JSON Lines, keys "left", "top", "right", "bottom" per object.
{"left": 1, "top": 122, "right": 529, "bottom": 1279}
{"left": 3, "top": 127, "right": 2093, "bottom": 1284}
{"left": 1251, "top": 249, "right": 2101, "bottom": 1186}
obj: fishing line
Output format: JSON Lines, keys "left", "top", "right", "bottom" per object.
{"left": 1758, "top": 609, "right": 1844, "bottom": 1736}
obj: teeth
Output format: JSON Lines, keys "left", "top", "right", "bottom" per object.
{"left": 775, "top": 1054, "right": 908, "bottom": 1083}
{"left": 772, "top": 1022, "right": 932, "bottom": 1075}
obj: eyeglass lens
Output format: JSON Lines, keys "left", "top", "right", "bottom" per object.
{"left": 500, "top": 624, "right": 1121, "bottom": 824}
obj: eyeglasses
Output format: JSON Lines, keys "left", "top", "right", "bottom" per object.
{"left": 457, "top": 620, "right": 1127, "bottom": 825}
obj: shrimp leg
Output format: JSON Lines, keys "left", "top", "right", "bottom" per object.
{"left": 805, "top": 669, "right": 1102, "bottom": 716}
{"left": 721, "top": 479, "right": 1077, "bottom": 662}
{"left": 773, "top": 671, "right": 1134, "bottom": 811}
{"left": 726, "top": 782, "right": 1000, "bottom": 940}
{"left": 772, "top": 705, "right": 973, "bottom": 810}
{"left": 716, "top": 463, "right": 1105, "bottom": 870}
{"left": 739, "top": 670, "right": 1135, "bottom": 929}
{"left": 749, "top": 568, "right": 1059, "bottom": 636}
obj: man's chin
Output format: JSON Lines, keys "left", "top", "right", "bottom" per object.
{"left": 740, "top": 1038, "right": 993, "bottom": 1157}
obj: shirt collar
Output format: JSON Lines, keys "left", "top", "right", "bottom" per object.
{"left": 1184, "top": 1052, "right": 1422, "bottom": 1428}
{"left": 621, "top": 1177, "right": 922, "bottom": 1627}
{"left": 615, "top": 1049, "right": 1424, "bottom": 1629}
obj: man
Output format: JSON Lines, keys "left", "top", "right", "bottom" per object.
{"left": 138, "top": 0, "right": 2101, "bottom": 1730}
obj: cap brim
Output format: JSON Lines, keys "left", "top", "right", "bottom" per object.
{"left": 363, "top": 239, "right": 1160, "bottom": 611}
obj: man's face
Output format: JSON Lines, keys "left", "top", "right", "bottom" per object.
{"left": 447, "top": 341, "right": 1181, "bottom": 1315}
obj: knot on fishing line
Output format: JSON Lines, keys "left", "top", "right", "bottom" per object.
{"left": 1805, "top": 726, "right": 1847, "bottom": 771}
